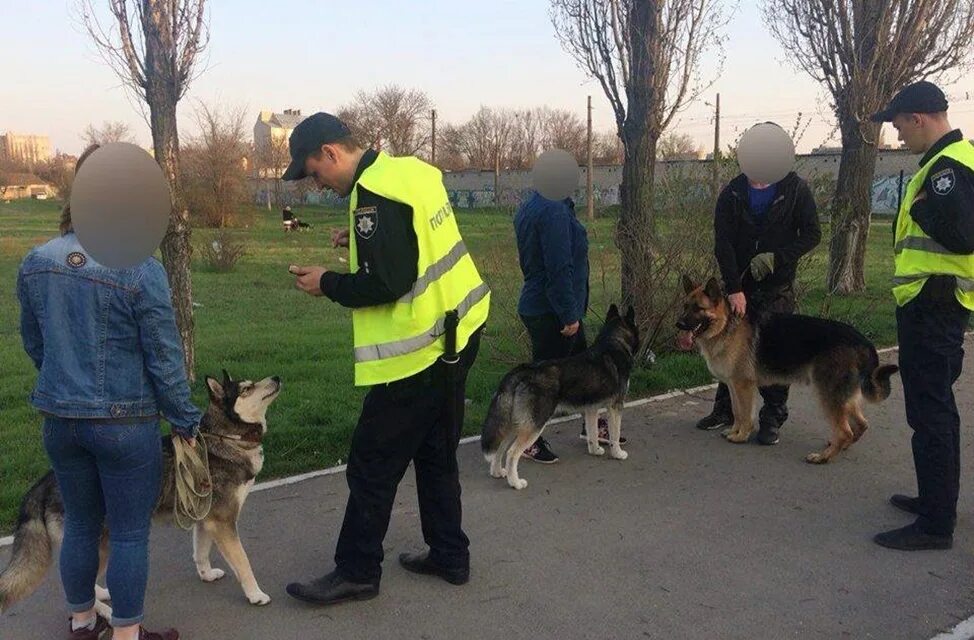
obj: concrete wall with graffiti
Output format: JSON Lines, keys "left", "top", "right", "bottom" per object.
{"left": 248, "top": 149, "right": 914, "bottom": 215}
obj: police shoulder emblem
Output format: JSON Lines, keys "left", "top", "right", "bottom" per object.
{"left": 931, "top": 167, "right": 955, "bottom": 196}
{"left": 354, "top": 206, "right": 378, "bottom": 240}
{"left": 66, "top": 252, "right": 87, "bottom": 268}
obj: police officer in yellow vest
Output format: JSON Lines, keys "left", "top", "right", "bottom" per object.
{"left": 870, "top": 82, "right": 974, "bottom": 551}
{"left": 282, "top": 113, "right": 490, "bottom": 603}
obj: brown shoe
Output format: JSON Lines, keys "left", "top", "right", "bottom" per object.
{"left": 66, "top": 615, "right": 109, "bottom": 639}
{"left": 139, "top": 628, "right": 179, "bottom": 640}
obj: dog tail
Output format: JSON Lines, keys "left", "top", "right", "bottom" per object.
{"left": 0, "top": 473, "right": 58, "bottom": 613}
{"left": 481, "top": 373, "right": 519, "bottom": 462}
{"left": 860, "top": 347, "right": 899, "bottom": 403}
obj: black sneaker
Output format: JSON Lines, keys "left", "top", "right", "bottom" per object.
{"left": 578, "top": 417, "right": 628, "bottom": 445}
{"left": 522, "top": 437, "right": 559, "bottom": 464}
{"left": 696, "top": 411, "right": 732, "bottom": 431}
{"left": 756, "top": 425, "right": 780, "bottom": 446}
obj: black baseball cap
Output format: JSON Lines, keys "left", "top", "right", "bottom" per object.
{"left": 282, "top": 112, "right": 352, "bottom": 181}
{"left": 870, "top": 81, "right": 949, "bottom": 122}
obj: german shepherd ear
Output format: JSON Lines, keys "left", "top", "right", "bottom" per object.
{"left": 704, "top": 277, "right": 722, "bottom": 301}
{"left": 681, "top": 274, "right": 696, "bottom": 294}
{"left": 625, "top": 305, "right": 636, "bottom": 325}
{"left": 205, "top": 375, "right": 225, "bottom": 400}
{"left": 607, "top": 303, "right": 620, "bottom": 319}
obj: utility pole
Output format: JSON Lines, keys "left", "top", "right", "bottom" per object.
{"left": 431, "top": 108, "right": 437, "bottom": 165}
{"left": 586, "top": 95, "right": 594, "bottom": 221}
{"left": 712, "top": 93, "right": 720, "bottom": 199}
{"left": 494, "top": 150, "right": 500, "bottom": 206}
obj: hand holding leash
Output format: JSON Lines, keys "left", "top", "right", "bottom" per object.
{"left": 561, "top": 321, "right": 580, "bottom": 337}
{"left": 728, "top": 292, "right": 747, "bottom": 317}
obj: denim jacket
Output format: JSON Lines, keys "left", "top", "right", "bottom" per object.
{"left": 16, "top": 233, "right": 201, "bottom": 436}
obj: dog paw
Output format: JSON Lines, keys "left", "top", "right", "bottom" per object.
{"left": 247, "top": 589, "right": 272, "bottom": 606}
{"left": 609, "top": 447, "right": 628, "bottom": 460}
{"left": 93, "top": 600, "right": 113, "bottom": 621}
{"left": 95, "top": 585, "right": 111, "bottom": 602}
{"left": 489, "top": 468, "right": 507, "bottom": 478}
{"left": 805, "top": 452, "right": 829, "bottom": 464}
{"left": 725, "top": 432, "right": 749, "bottom": 444}
{"left": 509, "top": 478, "right": 528, "bottom": 490}
{"left": 720, "top": 427, "right": 733, "bottom": 439}
{"left": 587, "top": 445, "right": 605, "bottom": 456}
{"left": 198, "top": 568, "right": 226, "bottom": 582}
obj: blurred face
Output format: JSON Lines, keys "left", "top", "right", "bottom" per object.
{"left": 891, "top": 113, "right": 925, "bottom": 153}
{"left": 304, "top": 144, "right": 353, "bottom": 196}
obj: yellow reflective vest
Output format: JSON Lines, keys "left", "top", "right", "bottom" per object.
{"left": 348, "top": 152, "right": 490, "bottom": 386}
{"left": 893, "top": 139, "right": 974, "bottom": 310}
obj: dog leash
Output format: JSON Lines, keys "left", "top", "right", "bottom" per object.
{"left": 172, "top": 436, "right": 214, "bottom": 531}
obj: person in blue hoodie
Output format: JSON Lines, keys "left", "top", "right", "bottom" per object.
{"left": 514, "top": 190, "right": 627, "bottom": 464}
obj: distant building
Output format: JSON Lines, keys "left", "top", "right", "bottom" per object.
{"left": 0, "top": 172, "right": 54, "bottom": 200}
{"left": 1, "top": 133, "right": 52, "bottom": 166}
{"left": 253, "top": 109, "right": 303, "bottom": 177}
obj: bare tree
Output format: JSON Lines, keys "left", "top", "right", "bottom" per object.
{"left": 80, "top": 0, "right": 209, "bottom": 379}
{"left": 182, "top": 104, "right": 249, "bottom": 228}
{"left": 542, "top": 107, "right": 588, "bottom": 162}
{"left": 252, "top": 132, "right": 291, "bottom": 205}
{"left": 508, "top": 108, "right": 546, "bottom": 169}
{"left": 657, "top": 131, "right": 700, "bottom": 159}
{"left": 339, "top": 85, "right": 433, "bottom": 156}
{"left": 763, "top": 0, "right": 974, "bottom": 294}
{"left": 592, "top": 130, "right": 625, "bottom": 164}
{"left": 82, "top": 120, "right": 135, "bottom": 147}
{"left": 551, "top": 0, "right": 731, "bottom": 312}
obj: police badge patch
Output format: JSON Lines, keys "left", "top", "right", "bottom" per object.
{"left": 931, "top": 168, "right": 955, "bottom": 196}
{"left": 66, "top": 252, "right": 87, "bottom": 268}
{"left": 354, "top": 206, "right": 378, "bottom": 240}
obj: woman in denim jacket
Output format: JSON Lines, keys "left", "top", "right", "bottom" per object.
{"left": 16, "top": 145, "right": 201, "bottom": 640}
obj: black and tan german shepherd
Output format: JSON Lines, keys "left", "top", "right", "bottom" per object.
{"left": 675, "top": 276, "right": 899, "bottom": 464}
{"left": 0, "top": 372, "right": 281, "bottom": 619}
{"left": 481, "top": 304, "right": 640, "bottom": 490}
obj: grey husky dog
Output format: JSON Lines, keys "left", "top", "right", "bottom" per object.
{"left": 0, "top": 371, "right": 281, "bottom": 619}
{"left": 481, "top": 304, "right": 640, "bottom": 490}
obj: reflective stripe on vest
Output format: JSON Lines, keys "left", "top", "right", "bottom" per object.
{"left": 354, "top": 282, "right": 490, "bottom": 363}
{"left": 347, "top": 152, "right": 490, "bottom": 386}
{"left": 893, "top": 139, "right": 974, "bottom": 310}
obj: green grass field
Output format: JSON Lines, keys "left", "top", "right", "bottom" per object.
{"left": 0, "top": 198, "right": 909, "bottom": 532}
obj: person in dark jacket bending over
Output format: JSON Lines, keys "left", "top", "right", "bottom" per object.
{"left": 696, "top": 128, "right": 822, "bottom": 446}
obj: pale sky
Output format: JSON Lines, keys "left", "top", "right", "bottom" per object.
{"left": 2, "top": 0, "right": 973, "bottom": 156}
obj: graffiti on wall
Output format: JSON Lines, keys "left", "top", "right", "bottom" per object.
{"left": 872, "top": 173, "right": 911, "bottom": 215}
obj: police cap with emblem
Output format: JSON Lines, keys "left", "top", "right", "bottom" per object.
{"left": 282, "top": 112, "right": 352, "bottom": 181}
{"left": 870, "top": 81, "right": 949, "bottom": 122}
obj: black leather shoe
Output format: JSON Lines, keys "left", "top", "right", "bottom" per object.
{"left": 873, "top": 523, "right": 952, "bottom": 551}
{"left": 399, "top": 551, "right": 469, "bottom": 585}
{"left": 756, "top": 425, "right": 780, "bottom": 446}
{"left": 285, "top": 570, "right": 379, "bottom": 605}
{"left": 890, "top": 494, "right": 923, "bottom": 515}
{"left": 696, "top": 411, "right": 732, "bottom": 431}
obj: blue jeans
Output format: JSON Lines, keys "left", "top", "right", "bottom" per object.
{"left": 42, "top": 416, "right": 163, "bottom": 627}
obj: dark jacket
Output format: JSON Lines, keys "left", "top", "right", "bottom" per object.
{"left": 714, "top": 171, "right": 821, "bottom": 294}
{"left": 514, "top": 191, "right": 589, "bottom": 325}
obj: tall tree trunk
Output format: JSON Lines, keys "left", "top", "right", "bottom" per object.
{"left": 618, "top": 0, "right": 659, "bottom": 314}
{"left": 145, "top": 5, "right": 196, "bottom": 381}
{"left": 827, "top": 110, "right": 880, "bottom": 295}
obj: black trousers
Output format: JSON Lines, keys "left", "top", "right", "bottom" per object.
{"left": 897, "top": 280, "right": 970, "bottom": 535}
{"left": 712, "top": 285, "right": 795, "bottom": 429}
{"left": 520, "top": 313, "right": 588, "bottom": 361}
{"left": 334, "top": 328, "right": 482, "bottom": 584}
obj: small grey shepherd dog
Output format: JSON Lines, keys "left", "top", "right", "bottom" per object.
{"left": 481, "top": 304, "right": 640, "bottom": 490}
